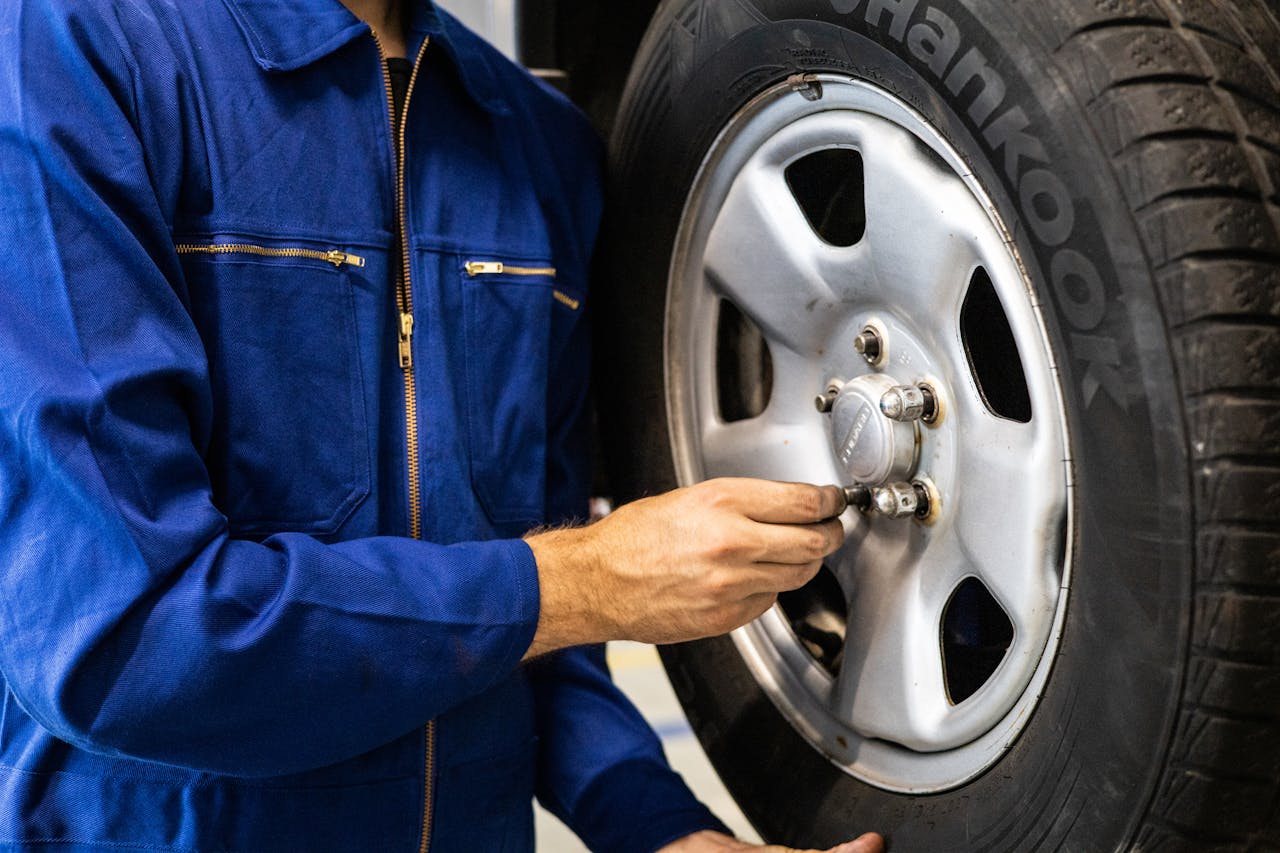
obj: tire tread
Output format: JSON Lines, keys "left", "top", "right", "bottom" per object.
{"left": 1053, "top": 0, "right": 1280, "bottom": 845}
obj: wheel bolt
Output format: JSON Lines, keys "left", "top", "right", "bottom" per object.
{"left": 880, "top": 383, "right": 938, "bottom": 422}
{"left": 910, "top": 480, "right": 933, "bottom": 520}
{"left": 814, "top": 381, "right": 842, "bottom": 414}
{"left": 854, "top": 326, "right": 883, "bottom": 365}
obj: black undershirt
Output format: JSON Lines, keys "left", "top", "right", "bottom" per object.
{"left": 386, "top": 57, "right": 412, "bottom": 136}
{"left": 387, "top": 57, "right": 413, "bottom": 302}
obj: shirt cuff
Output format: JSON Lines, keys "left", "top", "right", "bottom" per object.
{"left": 499, "top": 537, "right": 541, "bottom": 662}
{"left": 566, "top": 757, "right": 731, "bottom": 853}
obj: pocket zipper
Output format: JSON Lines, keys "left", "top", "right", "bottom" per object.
{"left": 464, "top": 260, "right": 579, "bottom": 310}
{"left": 464, "top": 260, "right": 556, "bottom": 277}
{"left": 176, "top": 243, "right": 366, "bottom": 269}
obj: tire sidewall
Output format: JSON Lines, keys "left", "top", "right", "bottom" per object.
{"left": 598, "top": 0, "right": 1193, "bottom": 848}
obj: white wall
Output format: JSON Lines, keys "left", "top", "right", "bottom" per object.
{"left": 437, "top": 0, "right": 520, "bottom": 60}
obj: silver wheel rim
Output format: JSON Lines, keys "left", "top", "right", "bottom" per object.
{"left": 665, "top": 76, "right": 1074, "bottom": 794}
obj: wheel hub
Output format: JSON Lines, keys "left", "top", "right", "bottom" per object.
{"left": 828, "top": 373, "right": 918, "bottom": 486}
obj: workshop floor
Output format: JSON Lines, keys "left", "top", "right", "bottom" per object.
{"left": 534, "top": 642, "right": 762, "bottom": 851}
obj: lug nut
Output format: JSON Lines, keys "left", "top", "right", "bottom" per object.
{"left": 854, "top": 326, "right": 883, "bottom": 365}
{"left": 859, "top": 481, "right": 934, "bottom": 520}
{"left": 870, "top": 483, "right": 918, "bottom": 519}
{"left": 880, "top": 383, "right": 938, "bottom": 422}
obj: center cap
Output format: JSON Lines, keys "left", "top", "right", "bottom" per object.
{"left": 828, "top": 373, "right": 919, "bottom": 485}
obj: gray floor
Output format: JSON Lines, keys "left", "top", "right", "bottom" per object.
{"left": 534, "top": 642, "right": 761, "bottom": 852}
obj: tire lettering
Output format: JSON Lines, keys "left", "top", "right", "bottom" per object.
{"left": 982, "top": 107, "right": 1049, "bottom": 182}
{"left": 1021, "top": 168, "right": 1075, "bottom": 247}
{"left": 823, "top": 0, "right": 1130, "bottom": 411}
{"left": 1071, "top": 333, "right": 1127, "bottom": 408}
{"left": 865, "top": 0, "right": 920, "bottom": 41}
{"left": 944, "top": 48, "right": 1006, "bottom": 126}
{"left": 1051, "top": 250, "right": 1107, "bottom": 331}
{"left": 907, "top": 8, "right": 961, "bottom": 77}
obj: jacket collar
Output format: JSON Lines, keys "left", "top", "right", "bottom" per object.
{"left": 220, "top": 0, "right": 509, "bottom": 114}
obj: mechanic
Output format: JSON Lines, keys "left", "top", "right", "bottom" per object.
{"left": 0, "top": 1, "right": 883, "bottom": 851}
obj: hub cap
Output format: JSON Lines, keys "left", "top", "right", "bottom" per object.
{"left": 829, "top": 374, "right": 918, "bottom": 485}
{"left": 665, "top": 77, "right": 1073, "bottom": 793}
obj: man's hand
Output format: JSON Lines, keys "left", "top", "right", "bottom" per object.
{"left": 524, "top": 478, "right": 846, "bottom": 657}
{"left": 657, "top": 829, "right": 885, "bottom": 853}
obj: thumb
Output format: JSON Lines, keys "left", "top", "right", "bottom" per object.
{"left": 828, "top": 833, "right": 885, "bottom": 853}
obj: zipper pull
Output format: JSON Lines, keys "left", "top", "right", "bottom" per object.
{"left": 398, "top": 312, "right": 414, "bottom": 368}
{"left": 465, "top": 261, "right": 504, "bottom": 276}
{"left": 327, "top": 249, "right": 366, "bottom": 268}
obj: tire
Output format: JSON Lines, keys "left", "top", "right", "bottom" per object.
{"left": 595, "top": 0, "right": 1280, "bottom": 849}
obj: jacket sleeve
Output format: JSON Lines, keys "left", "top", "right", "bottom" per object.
{"left": 529, "top": 196, "right": 729, "bottom": 851}
{"left": 0, "top": 1, "right": 539, "bottom": 778}
{"left": 528, "top": 645, "right": 731, "bottom": 853}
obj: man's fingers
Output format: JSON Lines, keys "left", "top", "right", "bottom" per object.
{"left": 740, "top": 590, "right": 779, "bottom": 622}
{"left": 745, "top": 560, "right": 823, "bottom": 594}
{"left": 746, "top": 517, "right": 845, "bottom": 565}
{"left": 704, "top": 479, "right": 846, "bottom": 524}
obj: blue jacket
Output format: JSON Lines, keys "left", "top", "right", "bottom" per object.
{"left": 0, "top": 1, "right": 725, "bottom": 850}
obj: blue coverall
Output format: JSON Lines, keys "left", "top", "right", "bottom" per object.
{"left": 0, "top": 1, "right": 726, "bottom": 849}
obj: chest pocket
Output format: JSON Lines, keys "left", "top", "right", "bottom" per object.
{"left": 460, "top": 259, "right": 579, "bottom": 534}
{"left": 180, "top": 241, "right": 371, "bottom": 536}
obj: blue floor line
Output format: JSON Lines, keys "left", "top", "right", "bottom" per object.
{"left": 652, "top": 718, "right": 693, "bottom": 740}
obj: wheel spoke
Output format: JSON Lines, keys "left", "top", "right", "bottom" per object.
{"left": 702, "top": 157, "right": 847, "bottom": 355}
{"left": 765, "top": 343, "right": 827, "bottom": 417}
{"left": 830, "top": 537, "right": 952, "bottom": 750}
{"left": 855, "top": 115, "right": 987, "bottom": 343}
{"left": 940, "top": 407, "right": 1065, "bottom": 637}
{"left": 699, "top": 416, "right": 838, "bottom": 485}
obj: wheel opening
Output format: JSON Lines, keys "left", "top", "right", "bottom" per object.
{"left": 784, "top": 148, "right": 866, "bottom": 247}
{"left": 960, "top": 267, "right": 1032, "bottom": 423}
{"left": 941, "top": 577, "right": 1014, "bottom": 705}
{"left": 715, "top": 298, "right": 773, "bottom": 423}
{"left": 776, "top": 563, "right": 847, "bottom": 678}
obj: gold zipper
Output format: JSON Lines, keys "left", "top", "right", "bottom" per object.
{"left": 464, "top": 260, "right": 556, "bottom": 277}
{"left": 175, "top": 243, "right": 366, "bottom": 268}
{"left": 552, "top": 290, "right": 580, "bottom": 311}
{"left": 373, "top": 29, "right": 436, "bottom": 853}
{"left": 465, "top": 260, "right": 579, "bottom": 310}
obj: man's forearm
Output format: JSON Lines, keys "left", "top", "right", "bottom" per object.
{"left": 523, "top": 525, "right": 612, "bottom": 657}
{"left": 522, "top": 478, "right": 846, "bottom": 657}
